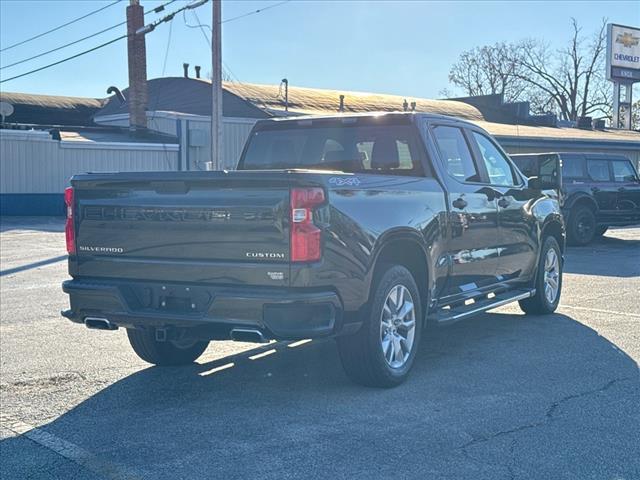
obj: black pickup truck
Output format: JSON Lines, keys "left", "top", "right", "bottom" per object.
{"left": 62, "top": 113, "right": 565, "bottom": 387}
{"left": 512, "top": 152, "right": 640, "bottom": 245}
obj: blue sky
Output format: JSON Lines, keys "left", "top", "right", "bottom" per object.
{"left": 0, "top": 0, "right": 638, "bottom": 100}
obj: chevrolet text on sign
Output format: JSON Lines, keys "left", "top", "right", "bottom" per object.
{"left": 607, "top": 23, "right": 640, "bottom": 81}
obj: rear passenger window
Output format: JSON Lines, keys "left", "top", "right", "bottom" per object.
{"left": 432, "top": 126, "right": 480, "bottom": 182}
{"left": 355, "top": 139, "right": 415, "bottom": 170}
{"left": 587, "top": 160, "right": 611, "bottom": 182}
{"left": 396, "top": 140, "right": 414, "bottom": 170}
{"left": 561, "top": 158, "right": 585, "bottom": 179}
{"left": 612, "top": 161, "right": 638, "bottom": 182}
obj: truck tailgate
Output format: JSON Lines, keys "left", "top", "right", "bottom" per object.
{"left": 71, "top": 172, "right": 292, "bottom": 287}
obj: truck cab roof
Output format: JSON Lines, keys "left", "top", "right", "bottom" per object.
{"left": 253, "top": 111, "right": 479, "bottom": 129}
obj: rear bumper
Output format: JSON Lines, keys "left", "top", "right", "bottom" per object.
{"left": 62, "top": 279, "right": 345, "bottom": 340}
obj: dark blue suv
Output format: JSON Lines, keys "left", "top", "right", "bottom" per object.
{"left": 512, "top": 153, "right": 640, "bottom": 245}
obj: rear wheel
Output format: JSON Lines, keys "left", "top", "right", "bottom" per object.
{"left": 127, "top": 328, "right": 209, "bottom": 366}
{"left": 567, "top": 205, "right": 596, "bottom": 245}
{"left": 519, "top": 236, "right": 562, "bottom": 315}
{"left": 337, "top": 265, "right": 422, "bottom": 388}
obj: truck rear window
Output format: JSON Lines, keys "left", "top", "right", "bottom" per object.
{"left": 239, "top": 125, "right": 425, "bottom": 176}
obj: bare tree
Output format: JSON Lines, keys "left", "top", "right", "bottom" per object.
{"left": 515, "top": 19, "right": 608, "bottom": 121}
{"left": 445, "top": 18, "right": 611, "bottom": 122}
{"left": 448, "top": 42, "right": 528, "bottom": 102}
{"left": 631, "top": 99, "right": 640, "bottom": 130}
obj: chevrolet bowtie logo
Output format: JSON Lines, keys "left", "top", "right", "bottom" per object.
{"left": 616, "top": 32, "right": 640, "bottom": 48}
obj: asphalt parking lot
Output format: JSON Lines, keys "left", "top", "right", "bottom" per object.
{"left": 1, "top": 218, "right": 638, "bottom": 480}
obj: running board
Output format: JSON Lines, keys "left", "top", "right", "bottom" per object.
{"left": 433, "top": 289, "right": 535, "bottom": 326}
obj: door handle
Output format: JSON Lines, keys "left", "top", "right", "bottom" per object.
{"left": 452, "top": 198, "right": 467, "bottom": 209}
{"left": 591, "top": 187, "right": 600, "bottom": 193}
{"left": 618, "top": 187, "right": 626, "bottom": 192}
{"left": 498, "top": 197, "right": 510, "bottom": 208}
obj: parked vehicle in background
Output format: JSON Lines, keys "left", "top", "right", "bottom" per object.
{"left": 62, "top": 113, "right": 565, "bottom": 387}
{"left": 512, "top": 153, "right": 640, "bottom": 245}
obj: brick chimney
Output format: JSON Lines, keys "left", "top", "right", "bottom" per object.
{"left": 126, "top": 0, "right": 147, "bottom": 131}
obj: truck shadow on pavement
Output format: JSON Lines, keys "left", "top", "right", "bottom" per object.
{"left": 4, "top": 312, "right": 639, "bottom": 479}
{"left": 563, "top": 233, "right": 640, "bottom": 278}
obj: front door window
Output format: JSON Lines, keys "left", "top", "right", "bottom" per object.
{"left": 471, "top": 132, "right": 517, "bottom": 187}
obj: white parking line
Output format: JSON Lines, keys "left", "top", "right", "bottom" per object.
{"left": 249, "top": 349, "right": 277, "bottom": 360}
{"left": 0, "top": 415, "right": 139, "bottom": 480}
{"left": 198, "top": 362, "right": 235, "bottom": 377}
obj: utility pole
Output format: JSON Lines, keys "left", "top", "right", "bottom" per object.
{"left": 126, "top": 0, "right": 148, "bottom": 132}
{"left": 211, "top": 0, "right": 222, "bottom": 170}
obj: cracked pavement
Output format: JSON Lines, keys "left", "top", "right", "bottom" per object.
{"left": 1, "top": 219, "right": 639, "bottom": 479}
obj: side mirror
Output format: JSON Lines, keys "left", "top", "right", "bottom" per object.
{"left": 528, "top": 176, "right": 542, "bottom": 190}
{"left": 514, "top": 154, "right": 562, "bottom": 190}
{"left": 528, "top": 175, "right": 561, "bottom": 190}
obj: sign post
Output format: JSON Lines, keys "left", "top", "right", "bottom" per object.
{"left": 606, "top": 23, "right": 640, "bottom": 129}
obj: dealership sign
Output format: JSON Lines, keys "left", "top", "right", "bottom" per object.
{"left": 607, "top": 23, "right": 640, "bottom": 82}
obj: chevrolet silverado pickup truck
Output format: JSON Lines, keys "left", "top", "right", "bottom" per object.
{"left": 62, "top": 112, "right": 565, "bottom": 387}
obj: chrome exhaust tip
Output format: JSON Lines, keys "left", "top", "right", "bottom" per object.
{"left": 84, "top": 317, "right": 118, "bottom": 331}
{"left": 230, "top": 328, "right": 267, "bottom": 343}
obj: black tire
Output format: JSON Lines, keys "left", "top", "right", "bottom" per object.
{"left": 337, "top": 265, "right": 422, "bottom": 388}
{"left": 127, "top": 328, "right": 209, "bottom": 366}
{"left": 595, "top": 226, "right": 608, "bottom": 237}
{"left": 567, "top": 205, "right": 596, "bottom": 246}
{"left": 519, "top": 236, "right": 563, "bottom": 315}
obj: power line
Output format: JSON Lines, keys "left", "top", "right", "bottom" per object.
{"left": 172, "top": 0, "right": 249, "bottom": 89}
{"left": 160, "top": 18, "right": 174, "bottom": 76}
{"left": 0, "top": 0, "right": 123, "bottom": 53}
{"left": 147, "top": 0, "right": 178, "bottom": 15}
{"left": 183, "top": 9, "right": 211, "bottom": 39}
{"left": 179, "top": 0, "right": 292, "bottom": 84}
{"left": 1, "top": 21, "right": 126, "bottom": 71}
{"left": 220, "top": 0, "right": 291, "bottom": 25}
{"left": 183, "top": 9, "right": 241, "bottom": 84}
{"left": 150, "top": 19, "right": 176, "bottom": 170}
{"left": 222, "top": 62, "right": 241, "bottom": 84}
{"left": 0, "top": 0, "right": 205, "bottom": 85}
{"left": 182, "top": 0, "right": 292, "bottom": 29}
{"left": 0, "top": 0, "right": 292, "bottom": 85}
{"left": 0, "top": 35, "right": 127, "bottom": 84}
{"left": 147, "top": 14, "right": 174, "bottom": 124}
{"left": 1, "top": 0, "right": 177, "bottom": 71}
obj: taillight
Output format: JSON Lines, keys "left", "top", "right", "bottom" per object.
{"left": 290, "top": 187, "right": 325, "bottom": 262}
{"left": 64, "top": 187, "right": 76, "bottom": 254}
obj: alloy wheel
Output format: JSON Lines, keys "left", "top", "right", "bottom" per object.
{"left": 543, "top": 248, "right": 560, "bottom": 304}
{"left": 379, "top": 285, "right": 416, "bottom": 369}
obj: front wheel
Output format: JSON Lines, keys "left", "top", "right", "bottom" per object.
{"left": 337, "top": 265, "right": 422, "bottom": 388}
{"left": 519, "top": 236, "right": 563, "bottom": 315}
{"left": 127, "top": 328, "right": 209, "bottom": 366}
